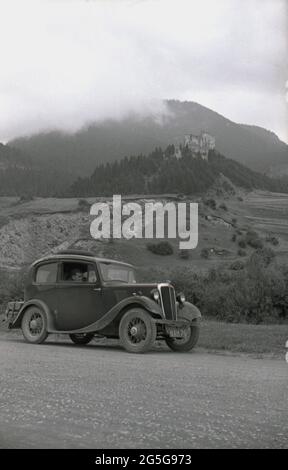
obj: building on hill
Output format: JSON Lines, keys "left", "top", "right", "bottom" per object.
{"left": 183, "top": 131, "right": 216, "bottom": 160}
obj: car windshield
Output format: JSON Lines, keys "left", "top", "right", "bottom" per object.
{"left": 99, "top": 262, "right": 136, "bottom": 283}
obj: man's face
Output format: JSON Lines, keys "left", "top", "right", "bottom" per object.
{"left": 72, "top": 270, "right": 83, "bottom": 281}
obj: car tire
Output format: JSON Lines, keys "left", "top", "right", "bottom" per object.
{"left": 119, "top": 308, "right": 157, "bottom": 353}
{"left": 69, "top": 333, "right": 94, "bottom": 345}
{"left": 165, "top": 310, "right": 200, "bottom": 352}
{"left": 21, "top": 306, "right": 48, "bottom": 344}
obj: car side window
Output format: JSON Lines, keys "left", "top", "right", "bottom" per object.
{"left": 35, "top": 263, "right": 58, "bottom": 284}
{"left": 60, "top": 262, "right": 98, "bottom": 283}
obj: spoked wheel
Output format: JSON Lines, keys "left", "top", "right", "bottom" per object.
{"left": 69, "top": 333, "right": 94, "bottom": 345}
{"left": 165, "top": 318, "right": 200, "bottom": 352}
{"left": 21, "top": 306, "right": 48, "bottom": 344}
{"left": 119, "top": 308, "right": 157, "bottom": 353}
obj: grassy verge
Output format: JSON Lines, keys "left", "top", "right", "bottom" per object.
{"left": 198, "top": 319, "right": 288, "bottom": 358}
{"left": 1, "top": 317, "right": 287, "bottom": 358}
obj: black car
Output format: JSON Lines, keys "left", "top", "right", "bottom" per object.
{"left": 5, "top": 250, "right": 201, "bottom": 353}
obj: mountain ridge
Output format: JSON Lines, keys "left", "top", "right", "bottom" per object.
{"left": 8, "top": 99, "right": 288, "bottom": 176}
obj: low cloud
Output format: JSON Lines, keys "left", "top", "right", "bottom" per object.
{"left": 0, "top": 0, "right": 287, "bottom": 142}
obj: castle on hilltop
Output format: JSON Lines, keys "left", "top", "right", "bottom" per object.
{"left": 183, "top": 131, "right": 216, "bottom": 160}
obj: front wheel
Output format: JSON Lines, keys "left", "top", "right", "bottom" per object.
{"left": 21, "top": 306, "right": 48, "bottom": 344}
{"left": 165, "top": 308, "right": 200, "bottom": 352}
{"left": 69, "top": 333, "right": 94, "bottom": 345}
{"left": 119, "top": 308, "right": 157, "bottom": 353}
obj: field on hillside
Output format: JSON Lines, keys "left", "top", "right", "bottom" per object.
{"left": 0, "top": 190, "right": 288, "bottom": 324}
{"left": 0, "top": 189, "right": 287, "bottom": 271}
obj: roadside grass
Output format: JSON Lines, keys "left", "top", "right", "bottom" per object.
{"left": 1, "top": 317, "right": 287, "bottom": 359}
{"left": 198, "top": 319, "right": 288, "bottom": 358}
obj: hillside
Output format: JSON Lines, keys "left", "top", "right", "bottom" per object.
{"left": 0, "top": 143, "right": 74, "bottom": 197}
{"left": 67, "top": 147, "right": 288, "bottom": 197}
{"left": 0, "top": 188, "right": 288, "bottom": 274}
{"left": 9, "top": 100, "right": 288, "bottom": 176}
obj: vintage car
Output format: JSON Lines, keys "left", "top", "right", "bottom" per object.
{"left": 4, "top": 250, "right": 201, "bottom": 353}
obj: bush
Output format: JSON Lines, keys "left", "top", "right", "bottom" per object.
{"left": 169, "top": 257, "right": 288, "bottom": 324}
{"left": 244, "top": 229, "right": 263, "bottom": 249}
{"left": 238, "top": 249, "right": 247, "bottom": 257}
{"left": 248, "top": 248, "right": 276, "bottom": 268}
{"left": 230, "top": 260, "right": 245, "bottom": 271}
{"left": 146, "top": 241, "right": 174, "bottom": 256}
{"left": 204, "top": 198, "right": 217, "bottom": 210}
{"left": 0, "top": 269, "right": 26, "bottom": 311}
{"left": 78, "top": 199, "right": 91, "bottom": 210}
{"left": 238, "top": 239, "right": 246, "bottom": 249}
{"left": 18, "top": 195, "right": 34, "bottom": 203}
{"left": 200, "top": 248, "right": 210, "bottom": 259}
{"left": 0, "top": 216, "right": 10, "bottom": 229}
{"left": 231, "top": 233, "right": 237, "bottom": 242}
{"left": 219, "top": 203, "right": 228, "bottom": 211}
{"left": 266, "top": 234, "right": 279, "bottom": 246}
{"left": 248, "top": 237, "right": 263, "bottom": 249}
{"left": 179, "top": 249, "right": 190, "bottom": 260}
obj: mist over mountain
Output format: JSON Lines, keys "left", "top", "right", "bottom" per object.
{"left": 9, "top": 100, "right": 288, "bottom": 177}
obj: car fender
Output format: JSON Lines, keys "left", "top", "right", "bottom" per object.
{"left": 11, "top": 299, "right": 57, "bottom": 331}
{"left": 177, "top": 301, "right": 201, "bottom": 322}
{"left": 50, "top": 295, "right": 163, "bottom": 334}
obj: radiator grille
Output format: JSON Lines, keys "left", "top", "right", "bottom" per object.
{"left": 160, "top": 285, "right": 177, "bottom": 320}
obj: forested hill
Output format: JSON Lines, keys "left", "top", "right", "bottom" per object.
{"left": 0, "top": 143, "right": 74, "bottom": 197}
{"left": 10, "top": 100, "right": 288, "bottom": 176}
{"left": 67, "top": 146, "right": 288, "bottom": 197}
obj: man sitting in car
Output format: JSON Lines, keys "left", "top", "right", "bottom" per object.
{"left": 70, "top": 267, "right": 85, "bottom": 282}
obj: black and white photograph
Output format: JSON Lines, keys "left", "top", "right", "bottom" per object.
{"left": 0, "top": 0, "right": 287, "bottom": 452}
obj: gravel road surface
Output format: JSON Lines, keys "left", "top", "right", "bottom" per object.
{"left": 0, "top": 333, "right": 287, "bottom": 449}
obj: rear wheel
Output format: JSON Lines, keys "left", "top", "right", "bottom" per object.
{"left": 21, "top": 306, "right": 48, "bottom": 344}
{"left": 119, "top": 308, "right": 157, "bottom": 353}
{"left": 69, "top": 333, "right": 94, "bottom": 345}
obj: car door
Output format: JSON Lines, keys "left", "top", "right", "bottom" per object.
{"left": 32, "top": 261, "right": 60, "bottom": 317}
{"left": 55, "top": 260, "right": 106, "bottom": 331}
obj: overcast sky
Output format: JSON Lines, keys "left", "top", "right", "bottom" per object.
{"left": 0, "top": 0, "right": 287, "bottom": 143}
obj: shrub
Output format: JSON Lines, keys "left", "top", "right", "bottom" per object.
{"left": 244, "top": 230, "right": 263, "bottom": 249}
{"left": 238, "top": 239, "right": 246, "bottom": 249}
{"left": 231, "top": 233, "right": 237, "bottom": 242}
{"left": 179, "top": 249, "right": 190, "bottom": 260}
{"left": 170, "top": 261, "right": 288, "bottom": 324}
{"left": 18, "top": 195, "right": 34, "bottom": 203}
{"left": 219, "top": 203, "right": 228, "bottom": 211}
{"left": 0, "top": 216, "right": 10, "bottom": 229}
{"left": 200, "top": 248, "right": 210, "bottom": 259}
{"left": 248, "top": 237, "right": 263, "bottom": 249}
{"left": 266, "top": 234, "right": 279, "bottom": 246}
{"left": 230, "top": 260, "right": 245, "bottom": 271}
{"left": 146, "top": 241, "right": 174, "bottom": 256}
{"left": 232, "top": 218, "right": 237, "bottom": 226}
{"left": 78, "top": 199, "right": 91, "bottom": 210}
{"left": 248, "top": 248, "right": 276, "bottom": 268}
{"left": 0, "top": 269, "right": 27, "bottom": 310}
{"left": 204, "top": 198, "right": 217, "bottom": 210}
{"left": 238, "top": 249, "right": 247, "bottom": 257}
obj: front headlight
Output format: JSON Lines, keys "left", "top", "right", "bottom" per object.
{"left": 151, "top": 289, "right": 160, "bottom": 302}
{"left": 177, "top": 292, "right": 185, "bottom": 303}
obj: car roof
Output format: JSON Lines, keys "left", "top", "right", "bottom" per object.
{"left": 31, "top": 254, "right": 134, "bottom": 269}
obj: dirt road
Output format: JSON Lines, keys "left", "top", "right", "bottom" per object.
{"left": 0, "top": 333, "right": 287, "bottom": 449}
